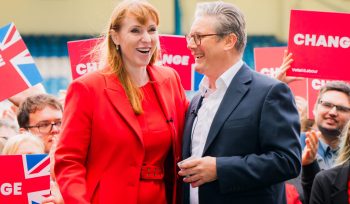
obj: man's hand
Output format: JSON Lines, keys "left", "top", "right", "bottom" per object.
{"left": 302, "top": 130, "right": 320, "bottom": 166}
{"left": 178, "top": 156, "right": 217, "bottom": 188}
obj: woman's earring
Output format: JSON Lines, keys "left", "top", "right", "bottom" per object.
{"left": 116, "top": 45, "right": 119, "bottom": 51}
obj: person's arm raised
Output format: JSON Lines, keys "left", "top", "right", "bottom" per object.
{"left": 275, "top": 50, "right": 303, "bottom": 84}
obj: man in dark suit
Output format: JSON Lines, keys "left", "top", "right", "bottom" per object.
{"left": 178, "top": 2, "right": 302, "bottom": 204}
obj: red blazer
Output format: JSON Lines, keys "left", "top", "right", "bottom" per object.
{"left": 55, "top": 65, "right": 188, "bottom": 204}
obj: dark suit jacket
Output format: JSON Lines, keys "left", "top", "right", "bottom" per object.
{"left": 309, "top": 161, "right": 350, "bottom": 204}
{"left": 182, "top": 64, "right": 302, "bottom": 204}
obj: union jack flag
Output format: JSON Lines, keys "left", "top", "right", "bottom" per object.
{"left": 0, "top": 22, "right": 42, "bottom": 102}
{"left": 0, "top": 154, "right": 50, "bottom": 204}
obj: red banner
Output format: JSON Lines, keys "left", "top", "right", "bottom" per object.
{"left": 0, "top": 154, "right": 50, "bottom": 203}
{"left": 288, "top": 10, "right": 350, "bottom": 80}
{"left": 159, "top": 35, "right": 195, "bottom": 90}
{"left": 67, "top": 38, "right": 102, "bottom": 80}
{"left": 254, "top": 47, "right": 307, "bottom": 99}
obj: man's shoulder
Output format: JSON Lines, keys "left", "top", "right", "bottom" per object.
{"left": 252, "top": 71, "right": 281, "bottom": 86}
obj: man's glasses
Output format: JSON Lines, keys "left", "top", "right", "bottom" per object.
{"left": 26, "top": 121, "right": 62, "bottom": 134}
{"left": 319, "top": 100, "right": 350, "bottom": 113}
{"left": 185, "top": 33, "right": 228, "bottom": 46}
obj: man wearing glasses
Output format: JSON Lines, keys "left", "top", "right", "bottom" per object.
{"left": 302, "top": 81, "right": 350, "bottom": 170}
{"left": 178, "top": 2, "right": 301, "bottom": 204}
{"left": 17, "top": 94, "right": 63, "bottom": 153}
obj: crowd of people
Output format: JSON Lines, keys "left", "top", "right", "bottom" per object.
{"left": 1, "top": 0, "right": 350, "bottom": 204}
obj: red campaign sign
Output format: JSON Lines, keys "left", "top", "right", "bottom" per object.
{"left": 0, "top": 154, "right": 50, "bottom": 203}
{"left": 67, "top": 35, "right": 195, "bottom": 90}
{"left": 288, "top": 10, "right": 350, "bottom": 80}
{"left": 67, "top": 38, "right": 102, "bottom": 80}
{"left": 254, "top": 47, "right": 307, "bottom": 99}
{"left": 159, "top": 35, "right": 194, "bottom": 90}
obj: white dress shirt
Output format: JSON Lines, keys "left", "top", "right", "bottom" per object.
{"left": 189, "top": 59, "right": 243, "bottom": 204}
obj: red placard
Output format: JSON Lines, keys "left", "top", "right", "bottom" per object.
{"left": 0, "top": 154, "right": 50, "bottom": 203}
{"left": 254, "top": 47, "right": 307, "bottom": 99}
{"left": 288, "top": 10, "right": 350, "bottom": 80}
{"left": 67, "top": 38, "right": 102, "bottom": 80}
{"left": 159, "top": 35, "right": 194, "bottom": 90}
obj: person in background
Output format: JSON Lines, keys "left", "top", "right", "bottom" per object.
{"left": 17, "top": 94, "right": 63, "bottom": 153}
{"left": 309, "top": 120, "right": 350, "bottom": 204}
{"left": 2, "top": 132, "right": 44, "bottom": 155}
{"left": 295, "top": 96, "right": 315, "bottom": 132}
{"left": 0, "top": 100, "right": 18, "bottom": 126}
{"left": 0, "top": 118, "right": 19, "bottom": 153}
{"left": 302, "top": 81, "right": 350, "bottom": 170}
{"left": 16, "top": 94, "right": 64, "bottom": 204}
{"left": 279, "top": 64, "right": 350, "bottom": 203}
{"left": 276, "top": 50, "right": 314, "bottom": 133}
{"left": 301, "top": 81, "right": 350, "bottom": 203}
{"left": 54, "top": 1, "right": 188, "bottom": 203}
{"left": 178, "top": 2, "right": 301, "bottom": 204}
{"left": 277, "top": 50, "right": 350, "bottom": 203}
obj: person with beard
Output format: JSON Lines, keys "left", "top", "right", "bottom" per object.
{"left": 309, "top": 121, "right": 350, "bottom": 204}
{"left": 276, "top": 52, "right": 350, "bottom": 204}
{"left": 301, "top": 81, "right": 350, "bottom": 203}
{"left": 301, "top": 81, "right": 350, "bottom": 170}
{"left": 178, "top": 2, "right": 301, "bottom": 204}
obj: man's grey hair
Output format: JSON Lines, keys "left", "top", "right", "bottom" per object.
{"left": 195, "top": 1, "right": 247, "bottom": 53}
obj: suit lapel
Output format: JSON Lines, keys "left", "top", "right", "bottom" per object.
{"left": 203, "top": 65, "right": 252, "bottom": 155}
{"left": 183, "top": 94, "right": 202, "bottom": 158}
{"left": 147, "top": 65, "right": 172, "bottom": 121}
{"left": 104, "top": 73, "right": 144, "bottom": 144}
{"left": 103, "top": 66, "right": 172, "bottom": 145}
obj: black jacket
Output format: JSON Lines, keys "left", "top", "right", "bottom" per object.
{"left": 309, "top": 161, "right": 350, "bottom": 204}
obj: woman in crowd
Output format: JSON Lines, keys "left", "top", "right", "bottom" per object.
{"left": 54, "top": 0, "right": 188, "bottom": 203}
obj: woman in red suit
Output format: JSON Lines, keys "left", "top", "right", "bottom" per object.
{"left": 54, "top": 1, "right": 188, "bottom": 203}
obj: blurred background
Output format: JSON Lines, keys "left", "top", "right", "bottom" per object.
{"left": 1, "top": 0, "right": 350, "bottom": 95}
